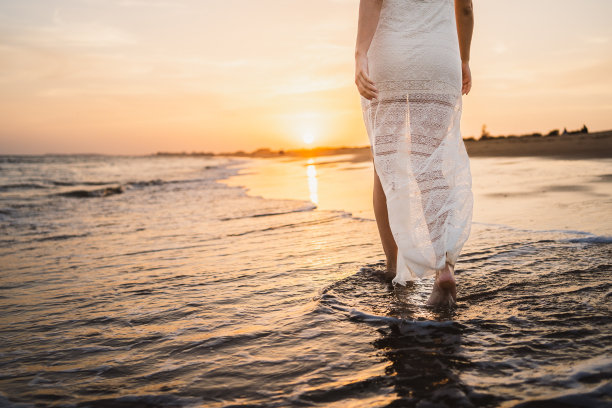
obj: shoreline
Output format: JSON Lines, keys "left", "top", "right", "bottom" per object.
{"left": 223, "top": 153, "right": 612, "bottom": 237}
{"left": 155, "top": 130, "right": 612, "bottom": 161}
{"left": 463, "top": 129, "right": 612, "bottom": 159}
{"left": 6, "top": 130, "right": 610, "bottom": 160}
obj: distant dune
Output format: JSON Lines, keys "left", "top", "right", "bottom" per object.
{"left": 463, "top": 129, "right": 612, "bottom": 159}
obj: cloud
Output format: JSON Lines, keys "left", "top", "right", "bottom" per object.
{"left": 0, "top": 11, "right": 137, "bottom": 50}
{"left": 115, "top": 0, "right": 183, "bottom": 7}
{"left": 583, "top": 36, "right": 609, "bottom": 45}
{"left": 492, "top": 42, "right": 508, "bottom": 55}
{"left": 78, "top": 0, "right": 185, "bottom": 8}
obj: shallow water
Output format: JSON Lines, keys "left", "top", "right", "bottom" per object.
{"left": 1, "top": 154, "right": 611, "bottom": 407}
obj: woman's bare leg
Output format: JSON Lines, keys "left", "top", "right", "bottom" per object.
{"left": 373, "top": 161, "right": 457, "bottom": 304}
{"left": 373, "top": 164, "right": 398, "bottom": 279}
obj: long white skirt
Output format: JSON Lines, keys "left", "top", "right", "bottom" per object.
{"left": 360, "top": 0, "right": 473, "bottom": 285}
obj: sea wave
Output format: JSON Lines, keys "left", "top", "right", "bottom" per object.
{"left": 220, "top": 203, "right": 317, "bottom": 221}
{"left": 57, "top": 185, "right": 124, "bottom": 198}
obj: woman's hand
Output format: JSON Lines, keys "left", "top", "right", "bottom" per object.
{"left": 461, "top": 61, "right": 472, "bottom": 95}
{"left": 355, "top": 54, "right": 378, "bottom": 100}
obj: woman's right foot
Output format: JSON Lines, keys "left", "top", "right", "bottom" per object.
{"left": 426, "top": 262, "right": 456, "bottom": 307}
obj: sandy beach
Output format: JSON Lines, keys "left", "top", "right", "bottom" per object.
{"left": 464, "top": 129, "right": 612, "bottom": 159}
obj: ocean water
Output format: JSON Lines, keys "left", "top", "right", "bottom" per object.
{"left": 0, "top": 154, "right": 611, "bottom": 408}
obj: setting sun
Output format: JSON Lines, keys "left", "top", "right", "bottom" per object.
{"left": 303, "top": 133, "right": 315, "bottom": 145}
{"left": 0, "top": 1, "right": 611, "bottom": 155}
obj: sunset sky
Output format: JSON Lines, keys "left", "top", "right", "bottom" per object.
{"left": 1, "top": 0, "right": 611, "bottom": 155}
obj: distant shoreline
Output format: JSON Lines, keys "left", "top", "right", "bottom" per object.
{"left": 463, "top": 129, "right": 612, "bottom": 159}
{"left": 154, "top": 129, "right": 612, "bottom": 160}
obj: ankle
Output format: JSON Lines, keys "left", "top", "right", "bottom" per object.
{"left": 436, "top": 264, "right": 454, "bottom": 280}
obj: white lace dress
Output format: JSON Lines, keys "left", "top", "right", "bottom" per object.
{"left": 361, "top": 0, "right": 473, "bottom": 285}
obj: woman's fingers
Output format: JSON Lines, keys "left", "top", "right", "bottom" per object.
{"left": 358, "top": 81, "right": 377, "bottom": 99}
{"left": 361, "top": 88, "right": 376, "bottom": 99}
{"left": 357, "top": 80, "right": 376, "bottom": 99}
{"left": 355, "top": 56, "right": 378, "bottom": 99}
{"left": 356, "top": 71, "right": 378, "bottom": 99}
{"left": 359, "top": 69, "right": 376, "bottom": 87}
{"left": 461, "top": 62, "right": 472, "bottom": 95}
{"left": 462, "top": 78, "right": 471, "bottom": 95}
{"left": 359, "top": 74, "right": 378, "bottom": 94}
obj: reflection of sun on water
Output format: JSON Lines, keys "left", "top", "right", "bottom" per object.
{"left": 306, "top": 158, "right": 318, "bottom": 205}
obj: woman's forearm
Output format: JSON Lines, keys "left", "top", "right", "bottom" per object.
{"left": 355, "top": 0, "right": 383, "bottom": 58}
{"left": 455, "top": 0, "right": 473, "bottom": 62}
{"left": 355, "top": 0, "right": 382, "bottom": 99}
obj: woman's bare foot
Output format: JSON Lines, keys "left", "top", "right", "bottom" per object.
{"left": 372, "top": 259, "right": 396, "bottom": 282}
{"left": 379, "top": 259, "right": 396, "bottom": 281}
{"left": 426, "top": 262, "right": 456, "bottom": 307}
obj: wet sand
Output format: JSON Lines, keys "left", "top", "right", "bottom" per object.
{"left": 224, "top": 154, "right": 612, "bottom": 236}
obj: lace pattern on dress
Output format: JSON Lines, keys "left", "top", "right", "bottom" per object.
{"left": 361, "top": 79, "right": 473, "bottom": 284}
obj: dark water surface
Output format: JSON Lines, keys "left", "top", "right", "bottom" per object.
{"left": 1, "top": 155, "right": 611, "bottom": 407}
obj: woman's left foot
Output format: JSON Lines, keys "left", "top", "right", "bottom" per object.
{"left": 382, "top": 263, "right": 396, "bottom": 282}
{"left": 426, "top": 262, "right": 456, "bottom": 307}
{"left": 372, "top": 261, "right": 395, "bottom": 282}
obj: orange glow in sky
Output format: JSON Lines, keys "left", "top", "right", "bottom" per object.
{"left": 1, "top": 0, "right": 611, "bottom": 155}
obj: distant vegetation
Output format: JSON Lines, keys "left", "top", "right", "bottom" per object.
{"left": 154, "top": 124, "right": 595, "bottom": 157}
{"left": 154, "top": 146, "right": 368, "bottom": 158}
{"left": 155, "top": 150, "right": 215, "bottom": 157}
{"left": 463, "top": 124, "right": 590, "bottom": 142}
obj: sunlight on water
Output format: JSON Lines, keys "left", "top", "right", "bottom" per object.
{"left": 224, "top": 155, "right": 375, "bottom": 219}
{"left": 0, "top": 154, "right": 610, "bottom": 407}
{"left": 306, "top": 158, "right": 319, "bottom": 205}
{"left": 227, "top": 155, "right": 612, "bottom": 234}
